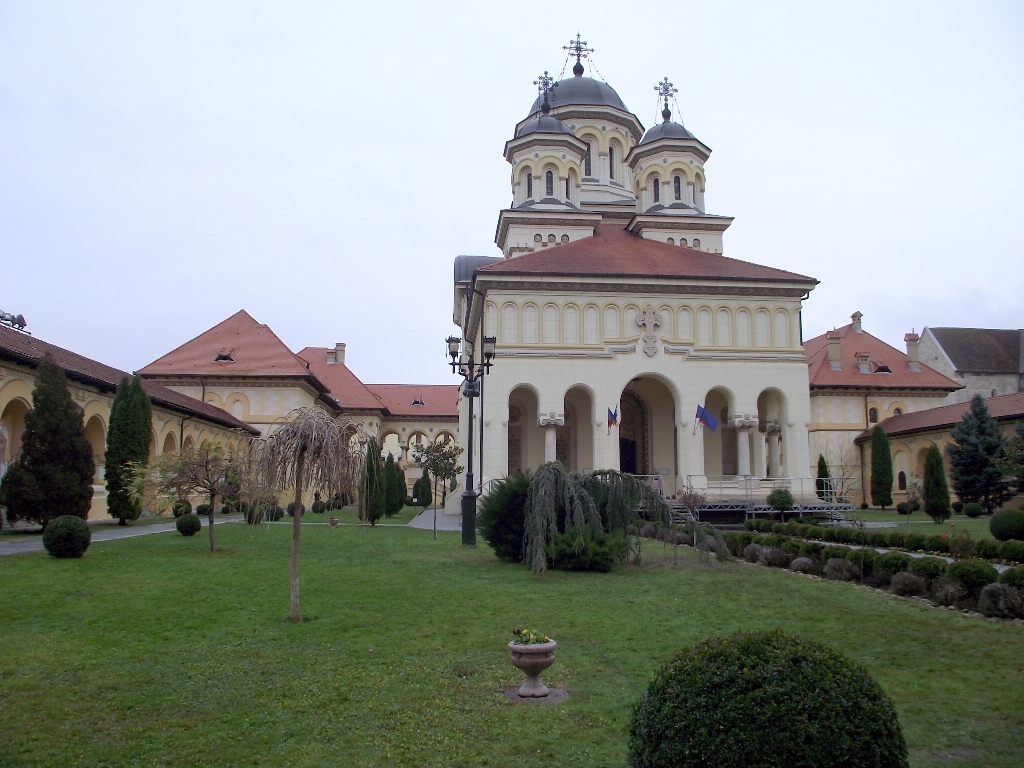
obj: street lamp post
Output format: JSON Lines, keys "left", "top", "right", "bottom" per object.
{"left": 447, "top": 333, "right": 496, "bottom": 546}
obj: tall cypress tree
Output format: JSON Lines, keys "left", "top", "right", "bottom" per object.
{"left": 104, "top": 375, "right": 152, "bottom": 525}
{"left": 416, "top": 469, "right": 432, "bottom": 509}
{"left": 870, "top": 426, "right": 893, "bottom": 510}
{"left": 0, "top": 358, "right": 94, "bottom": 526}
{"left": 362, "top": 438, "right": 385, "bottom": 525}
{"left": 816, "top": 454, "right": 831, "bottom": 501}
{"left": 923, "top": 443, "right": 951, "bottom": 522}
{"left": 383, "top": 453, "right": 401, "bottom": 517}
{"left": 396, "top": 463, "right": 407, "bottom": 511}
{"left": 948, "top": 394, "right": 1010, "bottom": 512}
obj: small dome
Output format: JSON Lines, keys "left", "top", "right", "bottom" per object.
{"left": 639, "top": 119, "right": 697, "bottom": 145}
{"left": 527, "top": 74, "right": 629, "bottom": 116}
{"left": 515, "top": 113, "right": 576, "bottom": 138}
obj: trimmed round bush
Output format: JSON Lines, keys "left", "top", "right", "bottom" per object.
{"left": 171, "top": 499, "right": 191, "bottom": 518}
{"left": 973, "top": 538, "right": 1000, "bottom": 560}
{"left": 932, "top": 576, "right": 966, "bottom": 606}
{"left": 195, "top": 503, "right": 211, "bottom": 516}
{"left": 220, "top": 500, "right": 238, "bottom": 515}
{"left": 176, "top": 513, "right": 202, "bottom": 537}
{"left": 860, "top": 501, "right": 869, "bottom": 510}
{"left": 908, "top": 557, "right": 947, "bottom": 582}
{"left": 885, "top": 530, "right": 906, "bottom": 549}
{"left": 789, "top": 556, "right": 815, "bottom": 573}
{"left": 628, "top": 629, "right": 908, "bottom": 768}
{"left": 952, "top": 501, "right": 964, "bottom": 514}
{"left": 896, "top": 502, "right": 911, "bottom": 515}
{"left": 977, "top": 583, "right": 1024, "bottom": 619}
{"left": 824, "top": 558, "right": 859, "bottom": 581}
{"left": 286, "top": 502, "right": 304, "bottom": 517}
{"left": 946, "top": 559, "right": 999, "bottom": 596}
{"left": 990, "top": 508, "right": 1024, "bottom": 542}
{"left": 875, "top": 552, "right": 912, "bottom": 576}
{"left": 486, "top": 473, "right": 599, "bottom": 568}
{"left": 270, "top": 506, "right": 284, "bottom": 521}
{"left": 766, "top": 487, "right": 795, "bottom": 512}
{"left": 999, "top": 566, "right": 1024, "bottom": 590}
{"left": 903, "top": 533, "right": 927, "bottom": 551}
{"left": 546, "top": 530, "right": 628, "bottom": 572}
{"left": 845, "top": 548, "right": 877, "bottom": 576}
{"left": 42, "top": 515, "right": 91, "bottom": 558}
{"left": 999, "top": 540, "right": 1024, "bottom": 564}
{"left": 963, "top": 502, "right": 984, "bottom": 518}
{"left": 890, "top": 572, "right": 927, "bottom": 597}
{"left": 924, "top": 534, "right": 949, "bottom": 554}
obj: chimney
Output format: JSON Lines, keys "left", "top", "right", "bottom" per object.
{"left": 827, "top": 331, "right": 842, "bottom": 370}
{"left": 905, "top": 332, "right": 920, "bottom": 372}
{"left": 851, "top": 311, "right": 863, "bottom": 333}
{"left": 327, "top": 342, "right": 346, "bottom": 365}
{"left": 855, "top": 352, "right": 871, "bottom": 374}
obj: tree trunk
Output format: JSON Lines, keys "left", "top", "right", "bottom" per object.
{"left": 290, "top": 448, "right": 306, "bottom": 623}
{"left": 208, "top": 491, "right": 217, "bottom": 551}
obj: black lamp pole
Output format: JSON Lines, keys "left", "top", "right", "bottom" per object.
{"left": 447, "top": 334, "right": 496, "bottom": 547}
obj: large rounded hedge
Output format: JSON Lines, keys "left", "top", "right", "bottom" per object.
{"left": 176, "top": 513, "right": 202, "bottom": 537}
{"left": 628, "top": 629, "right": 908, "bottom": 768}
{"left": 478, "top": 471, "right": 530, "bottom": 562}
{"left": 990, "top": 508, "right": 1024, "bottom": 542}
{"left": 42, "top": 515, "right": 91, "bottom": 558}
{"left": 171, "top": 499, "right": 191, "bottom": 517}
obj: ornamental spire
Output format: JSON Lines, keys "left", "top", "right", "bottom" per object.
{"left": 655, "top": 77, "right": 678, "bottom": 122}
{"left": 533, "top": 71, "right": 557, "bottom": 114}
{"left": 563, "top": 33, "right": 594, "bottom": 76}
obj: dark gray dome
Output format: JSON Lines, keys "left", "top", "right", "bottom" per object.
{"left": 516, "top": 113, "right": 576, "bottom": 138}
{"left": 639, "top": 119, "right": 697, "bottom": 145}
{"left": 528, "top": 75, "right": 629, "bottom": 115}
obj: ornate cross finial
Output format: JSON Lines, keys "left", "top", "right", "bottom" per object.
{"left": 655, "top": 77, "right": 678, "bottom": 122}
{"left": 563, "top": 33, "right": 594, "bottom": 62}
{"left": 533, "top": 71, "right": 555, "bottom": 93}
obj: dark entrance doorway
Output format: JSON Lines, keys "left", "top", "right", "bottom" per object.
{"left": 619, "top": 438, "right": 638, "bottom": 474}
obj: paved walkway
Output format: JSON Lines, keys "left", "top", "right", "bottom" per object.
{"left": 407, "top": 508, "right": 463, "bottom": 531}
{"left": 0, "top": 516, "right": 243, "bottom": 557}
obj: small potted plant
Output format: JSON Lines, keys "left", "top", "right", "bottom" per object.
{"left": 508, "top": 627, "right": 557, "bottom": 697}
{"left": 329, "top": 514, "right": 339, "bottom": 528}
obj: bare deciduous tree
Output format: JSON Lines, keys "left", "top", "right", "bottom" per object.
{"left": 823, "top": 446, "right": 860, "bottom": 504}
{"left": 253, "top": 408, "right": 365, "bottom": 622}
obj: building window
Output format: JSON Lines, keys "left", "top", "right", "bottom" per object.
{"left": 692, "top": 238, "right": 700, "bottom": 249}
{"left": 584, "top": 144, "right": 592, "bottom": 176}
{"left": 653, "top": 178, "right": 660, "bottom": 203}
{"left": 674, "top": 175, "right": 681, "bottom": 200}
{"left": 609, "top": 145, "right": 615, "bottom": 180}
{"left": 545, "top": 170, "right": 553, "bottom": 196}
{"left": 869, "top": 407, "right": 878, "bottom": 423}
{"left": 526, "top": 173, "right": 533, "bottom": 198}
{"left": 893, "top": 408, "right": 903, "bottom": 416}
{"left": 680, "top": 238, "right": 688, "bottom": 247}
{"left": 667, "top": 237, "right": 675, "bottom": 245}
{"left": 565, "top": 176, "right": 570, "bottom": 199}
{"left": 898, "top": 471, "right": 907, "bottom": 491}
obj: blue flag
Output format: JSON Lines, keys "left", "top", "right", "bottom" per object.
{"left": 695, "top": 404, "right": 718, "bottom": 432}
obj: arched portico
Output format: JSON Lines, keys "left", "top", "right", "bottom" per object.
{"left": 619, "top": 376, "right": 677, "bottom": 493}
{"left": 1, "top": 397, "right": 30, "bottom": 468}
{"left": 703, "top": 387, "right": 737, "bottom": 476}
{"left": 757, "top": 388, "right": 788, "bottom": 477}
{"left": 507, "top": 385, "right": 540, "bottom": 475}
{"left": 84, "top": 415, "right": 106, "bottom": 482}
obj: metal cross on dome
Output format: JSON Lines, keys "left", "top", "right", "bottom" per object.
{"left": 533, "top": 71, "right": 555, "bottom": 93}
{"left": 563, "top": 33, "right": 594, "bottom": 63}
{"left": 655, "top": 77, "right": 678, "bottom": 109}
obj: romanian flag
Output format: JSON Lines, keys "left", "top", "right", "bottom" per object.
{"left": 695, "top": 404, "right": 718, "bottom": 432}
{"left": 607, "top": 407, "right": 618, "bottom": 428}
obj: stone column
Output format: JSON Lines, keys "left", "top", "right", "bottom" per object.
{"left": 736, "top": 428, "right": 751, "bottom": 476}
{"left": 767, "top": 429, "right": 781, "bottom": 477}
{"left": 544, "top": 426, "right": 557, "bottom": 462}
{"left": 752, "top": 430, "right": 766, "bottom": 478}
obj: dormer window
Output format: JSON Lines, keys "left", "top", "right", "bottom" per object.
{"left": 875, "top": 365, "right": 892, "bottom": 373}
{"left": 411, "top": 396, "right": 425, "bottom": 407}
{"left": 214, "top": 351, "right": 234, "bottom": 363}
{"left": 674, "top": 175, "right": 682, "bottom": 200}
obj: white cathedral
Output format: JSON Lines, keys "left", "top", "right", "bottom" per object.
{"left": 451, "top": 46, "right": 818, "bottom": 502}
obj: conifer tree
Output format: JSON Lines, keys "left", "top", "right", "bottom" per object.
{"left": 416, "top": 469, "right": 432, "bottom": 508}
{"left": 0, "top": 358, "right": 94, "bottom": 526}
{"left": 923, "top": 443, "right": 951, "bottom": 522}
{"left": 383, "top": 452, "right": 402, "bottom": 517}
{"left": 104, "top": 375, "right": 152, "bottom": 525}
{"left": 870, "top": 426, "right": 893, "bottom": 509}
{"left": 816, "top": 454, "right": 832, "bottom": 501}
{"left": 396, "top": 464, "right": 406, "bottom": 511}
{"left": 362, "top": 438, "right": 385, "bottom": 525}
{"left": 949, "top": 395, "right": 1011, "bottom": 512}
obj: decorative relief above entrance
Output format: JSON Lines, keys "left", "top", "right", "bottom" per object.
{"left": 637, "top": 305, "right": 662, "bottom": 357}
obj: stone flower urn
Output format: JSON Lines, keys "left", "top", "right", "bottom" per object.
{"left": 508, "top": 639, "right": 557, "bottom": 697}
{"left": 328, "top": 516, "right": 338, "bottom": 528}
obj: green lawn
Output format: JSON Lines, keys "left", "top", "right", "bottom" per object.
{"left": 1, "top": 524, "right": 1022, "bottom": 767}
{"left": 853, "top": 509, "right": 996, "bottom": 539}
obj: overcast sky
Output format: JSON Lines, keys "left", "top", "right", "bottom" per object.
{"left": 2, "top": 1, "right": 1022, "bottom": 386}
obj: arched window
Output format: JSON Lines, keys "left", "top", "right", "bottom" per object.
{"left": 609, "top": 145, "right": 616, "bottom": 180}
{"left": 584, "top": 143, "right": 592, "bottom": 176}
{"left": 692, "top": 238, "right": 701, "bottom": 249}
{"left": 526, "top": 171, "right": 533, "bottom": 198}
{"left": 869, "top": 407, "right": 879, "bottom": 423}
{"left": 674, "top": 175, "right": 681, "bottom": 200}
{"left": 893, "top": 408, "right": 903, "bottom": 416}
{"left": 545, "top": 171, "right": 553, "bottom": 197}
{"left": 667, "top": 237, "right": 675, "bottom": 245}
{"left": 680, "top": 238, "right": 688, "bottom": 247}
{"left": 898, "top": 471, "right": 907, "bottom": 491}
{"left": 653, "top": 178, "right": 660, "bottom": 203}
{"left": 565, "top": 176, "right": 570, "bottom": 199}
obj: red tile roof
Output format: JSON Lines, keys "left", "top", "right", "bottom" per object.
{"left": 139, "top": 310, "right": 312, "bottom": 377}
{"left": 296, "top": 347, "right": 385, "bottom": 411}
{"left": 364, "top": 383, "right": 460, "bottom": 418}
{"left": 855, "top": 392, "right": 1024, "bottom": 441}
{"left": 476, "top": 224, "right": 817, "bottom": 284}
{"left": 805, "top": 323, "right": 960, "bottom": 391}
{"left": 0, "top": 325, "right": 258, "bottom": 434}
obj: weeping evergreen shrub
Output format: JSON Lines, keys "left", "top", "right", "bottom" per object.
{"left": 522, "top": 463, "right": 669, "bottom": 575}
{"left": 478, "top": 471, "right": 531, "bottom": 562}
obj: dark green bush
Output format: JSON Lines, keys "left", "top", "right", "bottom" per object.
{"left": 845, "top": 548, "right": 877, "bottom": 577}
{"left": 860, "top": 502, "right": 869, "bottom": 510}
{"left": 885, "top": 531, "right": 906, "bottom": 549}
{"left": 946, "top": 559, "right": 999, "bottom": 596}
{"left": 196, "top": 504, "right": 211, "bottom": 516}
{"left": 990, "top": 508, "right": 1024, "bottom": 542}
{"left": 766, "top": 487, "right": 795, "bottom": 512}
{"left": 42, "top": 515, "right": 91, "bottom": 558}
{"left": 310, "top": 500, "right": 324, "bottom": 514}
{"left": 171, "top": 499, "right": 191, "bottom": 517}
{"left": 875, "top": 552, "right": 912, "bottom": 577}
{"left": 952, "top": 501, "right": 964, "bottom": 514}
{"left": 890, "top": 572, "right": 928, "bottom": 597}
{"left": 286, "top": 502, "right": 304, "bottom": 517}
{"left": 546, "top": 530, "right": 628, "bottom": 572}
{"left": 220, "top": 500, "right": 237, "bottom": 515}
{"left": 903, "top": 533, "right": 926, "bottom": 551}
{"left": 925, "top": 534, "right": 949, "bottom": 553}
{"left": 628, "top": 629, "right": 908, "bottom": 768}
{"left": 176, "top": 513, "right": 201, "bottom": 537}
{"left": 999, "top": 566, "right": 1024, "bottom": 590}
{"left": 973, "top": 539, "right": 1001, "bottom": 560}
{"left": 999, "top": 539, "right": 1024, "bottom": 563}
{"left": 270, "top": 506, "right": 284, "bottom": 521}
{"left": 478, "top": 472, "right": 530, "bottom": 563}
{"left": 977, "top": 583, "right": 1024, "bottom": 619}
{"left": 908, "top": 557, "right": 948, "bottom": 582}
{"left": 821, "top": 545, "right": 851, "bottom": 562}
{"left": 896, "top": 502, "right": 911, "bottom": 515}
{"left": 963, "top": 502, "right": 984, "bottom": 518}
{"left": 832, "top": 528, "right": 854, "bottom": 545}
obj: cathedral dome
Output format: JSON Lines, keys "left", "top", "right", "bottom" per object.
{"left": 515, "top": 113, "right": 576, "bottom": 138}
{"left": 527, "top": 73, "right": 629, "bottom": 115}
{"left": 639, "top": 107, "right": 696, "bottom": 145}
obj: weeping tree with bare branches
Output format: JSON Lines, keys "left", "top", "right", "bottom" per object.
{"left": 254, "top": 407, "right": 365, "bottom": 622}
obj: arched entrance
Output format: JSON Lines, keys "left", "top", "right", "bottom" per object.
{"left": 703, "top": 388, "right": 737, "bottom": 476}
{"left": 0, "top": 398, "right": 30, "bottom": 473}
{"left": 757, "top": 389, "right": 787, "bottom": 477}
{"left": 619, "top": 391, "right": 647, "bottom": 475}
{"left": 84, "top": 415, "right": 106, "bottom": 483}
{"left": 562, "top": 386, "right": 594, "bottom": 473}
{"left": 508, "top": 386, "right": 539, "bottom": 475}
{"left": 620, "top": 376, "right": 677, "bottom": 492}
{"left": 162, "top": 432, "right": 177, "bottom": 454}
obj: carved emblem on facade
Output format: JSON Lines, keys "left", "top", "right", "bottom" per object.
{"left": 637, "top": 305, "right": 662, "bottom": 357}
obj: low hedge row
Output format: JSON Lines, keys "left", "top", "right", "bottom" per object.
{"left": 744, "top": 519, "right": 1024, "bottom": 564}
